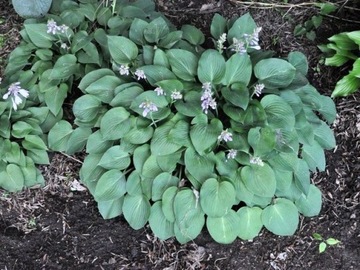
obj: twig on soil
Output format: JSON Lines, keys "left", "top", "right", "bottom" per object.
{"left": 59, "top": 152, "right": 83, "bottom": 164}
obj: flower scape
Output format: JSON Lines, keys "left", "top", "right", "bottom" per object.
{"left": 0, "top": 0, "right": 337, "bottom": 245}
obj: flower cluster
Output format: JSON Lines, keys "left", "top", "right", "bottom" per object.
{"left": 135, "top": 69, "right": 146, "bottom": 80}
{"left": 250, "top": 156, "right": 264, "bottom": 166}
{"left": 171, "top": 91, "right": 182, "bottom": 100}
{"left": 47, "top": 19, "right": 69, "bottom": 35}
{"left": 119, "top": 64, "right": 130, "bottom": 76}
{"left": 218, "top": 129, "right": 233, "bottom": 142}
{"left": 217, "top": 33, "right": 227, "bottom": 53}
{"left": 200, "top": 82, "right": 217, "bottom": 114}
{"left": 139, "top": 100, "right": 158, "bottom": 117}
{"left": 2, "top": 82, "right": 29, "bottom": 111}
{"left": 253, "top": 83, "right": 265, "bottom": 97}
{"left": 226, "top": 149, "right": 237, "bottom": 160}
{"left": 154, "top": 87, "right": 165, "bottom": 96}
{"left": 244, "top": 27, "right": 262, "bottom": 50}
{"left": 231, "top": 38, "right": 246, "bottom": 54}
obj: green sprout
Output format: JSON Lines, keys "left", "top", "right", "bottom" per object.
{"left": 313, "top": 233, "right": 341, "bottom": 253}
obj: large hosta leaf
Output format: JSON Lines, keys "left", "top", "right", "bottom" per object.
{"left": 100, "top": 107, "right": 131, "bottom": 140}
{"left": 262, "top": 198, "right": 299, "bottom": 236}
{"left": 206, "top": 210, "right": 241, "bottom": 244}
{"left": 200, "top": 178, "right": 236, "bottom": 217}
{"left": 222, "top": 53, "right": 252, "bottom": 86}
{"left": 295, "top": 184, "right": 322, "bottom": 217}
{"left": 173, "top": 188, "right": 205, "bottom": 244}
{"left": 197, "top": 49, "right": 225, "bottom": 84}
{"left": 166, "top": 49, "right": 198, "bottom": 81}
{"left": 97, "top": 197, "right": 124, "bottom": 219}
{"left": 98, "top": 146, "right": 131, "bottom": 170}
{"left": 107, "top": 35, "right": 138, "bottom": 64}
{"left": 237, "top": 206, "right": 263, "bottom": 240}
{"left": 123, "top": 194, "right": 151, "bottom": 230}
{"left": 227, "top": 13, "right": 257, "bottom": 41}
{"left": 260, "top": 95, "right": 295, "bottom": 129}
{"left": 94, "top": 169, "right": 126, "bottom": 202}
{"left": 241, "top": 163, "right": 276, "bottom": 198}
{"left": 302, "top": 141, "right": 326, "bottom": 172}
{"left": 149, "top": 201, "right": 174, "bottom": 240}
{"left": 254, "top": 58, "right": 296, "bottom": 89}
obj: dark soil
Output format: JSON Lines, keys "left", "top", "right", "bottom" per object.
{"left": 1, "top": 1, "right": 360, "bottom": 269}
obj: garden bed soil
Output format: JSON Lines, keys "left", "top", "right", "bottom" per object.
{"left": 1, "top": 0, "right": 360, "bottom": 269}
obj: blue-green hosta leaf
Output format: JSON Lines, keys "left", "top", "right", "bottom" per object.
{"left": 140, "top": 65, "right": 176, "bottom": 86}
{"left": 49, "top": 54, "right": 79, "bottom": 80}
{"left": 0, "top": 115, "right": 10, "bottom": 138}
{"left": 129, "top": 18, "right": 149, "bottom": 45}
{"left": 162, "top": 186, "right": 178, "bottom": 222}
{"left": 123, "top": 126, "right": 154, "bottom": 145}
{"left": 111, "top": 84, "right": 144, "bottom": 108}
{"left": 98, "top": 146, "right": 131, "bottom": 170}
{"left": 275, "top": 180, "right": 303, "bottom": 202}
{"left": 221, "top": 83, "right": 249, "bottom": 110}
{"left": 5, "top": 142, "right": 26, "bottom": 166}
{"left": 141, "top": 155, "right": 162, "bottom": 181}
{"left": 293, "top": 159, "right": 310, "bottom": 195}
{"left": 279, "top": 90, "right": 303, "bottom": 115}
{"left": 184, "top": 148, "right": 216, "bottom": 189}
{"left": 21, "top": 157, "right": 38, "bottom": 188}
{"left": 262, "top": 198, "right": 299, "bottom": 236}
{"left": 200, "top": 178, "right": 236, "bottom": 217}
{"left": 156, "top": 151, "right": 182, "bottom": 173}
{"left": 198, "top": 49, "right": 226, "bottom": 84}
{"left": 237, "top": 206, "right": 263, "bottom": 240}
{"left": 44, "top": 83, "right": 68, "bottom": 116}
{"left": 261, "top": 94, "right": 296, "bottom": 129}
{"left": 215, "top": 152, "right": 239, "bottom": 178}
{"left": 97, "top": 197, "right": 124, "bottom": 219}
{"left": 317, "top": 95, "right": 337, "bottom": 124}
{"left": 86, "top": 130, "right": 114, "bottom": 154}
{"left": 48, "top": 120, "right": 73, "bottom": 151}
{"left": 331, "top": 74, "right": 360, "bottom": 98}
{"left": 190, "top": 116, "right": 223, "bottom": 155}
{"left": 100, "top": 107, "right": 131, "bottom": 140}
{"left": 210, "top": 13, "right": 227, "bottom": 39}
{"left": 144, "top": 17, "right": 169, "bottom": 43}
{"left": 295, "top": 184, "right": 322, "bottom": 217}
{"left": 295, "top": 110, "right": 315, "bottom": 146}
{"left": 254, "top": 58, "right": 296, "bottom": 89}
{"left": 151, "top": 123, "right": 183, "bottom": 156}
{"left": 174, "top": 188, "right": 205, "bottom": 244}
{"left": 313, "top": 121, "right": 336, "bottom": 150}
{"left": 94, "top": 169, "right": 126, "bottom": 202}
{"left": 27, "top": 149, "right": 49, "bottom": 165}
{"left": 22, "top": 135, "right": 47, "bottom": 151}
{"left": 126, "top": 171, "right": 142, "bottom": 196}
{"left": 232, "top": 170, "right": 254, "bottom": 204}
{"left": 84, "top": 75, "right": 122, "bottom": 104}
{"left": 153, "top": 48, "right": 170, "bottom": 67}
{"left": 273, "top": 168, "right": 293, "bottom": 193}
{"left": 133, "top": 144, "right": 151, "bottom": 172}
{"left": 248, "top": 127, "right": 276, "bottom": 157}
{"left": 151, "top": 172, "right": 179, "bottom": 201}
{"left": 287, "top": 51, "right": 308, "bottom": 76}
{"left": 174, "top": 91, "right": 203, "bottom": 117}
{"left": 241, "top": 163, "right": 276, "bottom": 198}
{"left": 107, "top": 36, "right": 138, "bottom": 64}
{"left": 149, "top": 201, "right": 175, "bottom": 240}
{"left": 158, "top": 31, "right": 183, "bottom": 49}
{"left": 181, "top": 24, "right": 205, "bottom": 45}
{"left": 24, "top": 24, "right": 53, "bottom": 48}
{"left": 207, "top": 210, "right": 241, "bottom": 244}
{"left": 268, "top": 152, "right": 299, "bottom": 171}
{"left": 78, "top": 69, "right": 115, "bottom": 92}
{"left": 73, "top": 94, "right": 102, "bottom": 122}
{"left": 79, "top": 154, "right": 105, "bottom": 194}
{"left": 65, "top": 127, "right": 92, "bottom": 155}
{"left": 166, "top": 49, "right": 198, "bottom": 81}
{"left": 123, "top": 194, "right": 151, "bottom": 230}
{"left": 222, "top": 53, "right": 252, "bottom": 86}
{"left": 302, "top": 141, "right": 326, "bottom": 172}
{"left": 227, "top": 13, "right": 257, "bottom": 42}
{"left": 0, "top": 164, "right": 24, "bottom": 192}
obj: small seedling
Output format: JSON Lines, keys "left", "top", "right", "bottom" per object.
{"left": 312, "top": 233, "right": 341, "bottom": 253}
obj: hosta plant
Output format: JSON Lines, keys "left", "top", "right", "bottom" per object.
{"left": 0, "top": 0, "right": 336, "bottom": 244}
{"left": 319, "top": 29, "right": 360, "bottom": 97}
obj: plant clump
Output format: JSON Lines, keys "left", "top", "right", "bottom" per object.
{"left": 0, "top": 0, "right": 336, "bottom": 244}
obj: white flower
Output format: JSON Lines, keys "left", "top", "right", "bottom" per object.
{"left": 201, "top": 82, "right": 217, "bottom": 114}
{"left": 250, "top": 156, "right": 264, "bottom": 166}
{"left": 59, "top": 24, "right": 69, "bottom": 34}
{"left": 227, "top": 149, "right": 237, "bottom": 160}
{"left": 231, "top": 38, "right": 247, "bottom": 54}
{"left": 171, "top": 91, "right": 182, "bottom": 100}
{"left": 217, "top": 33, "right": 227, "bottom": 52}
{"left": 135, "top": 69, "right": 146, "bottom": 80}
{"left": 218, "top": 129, "right": 233, "bottom": 142}
{"left": 60, "top": 43, "right": 69, "bottom": 50}
{"left": 244, "top": 27, "right": 262, "bottom": 50}
{"left": 3, "top": 82, "right": 29, "bottom": 111}
{"left": 47, "top": 19, "right": 59, "bottom": 35}
{"left": 254, "top": 83, "right": 265, "bottom": 97}
{"left": 154, "top": 87, "right": 165, "bottom": 96}
{"left": 139, "top": 100, "right": 158, "bottom": 117}
{"left": 119, "top": 64, "right": 130, "bottom": 76}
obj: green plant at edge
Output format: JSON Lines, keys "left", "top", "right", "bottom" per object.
{"left": 0, "top": 0, "right": 337, "bottom": 244}
{"left": 313, "top": 233, "right": 341, "bottom": 253}
{"left": 319, "top": 29, "right": 360, "bottom": 97}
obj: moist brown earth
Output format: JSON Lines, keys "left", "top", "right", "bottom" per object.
{"left": 1, "top": 1, "right": 360, "bottom": 269}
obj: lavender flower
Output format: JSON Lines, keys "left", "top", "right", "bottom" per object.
{"left": 227, "top": 149, "right": 237, "bottom": 160}
{"left": 201, "top": 82, "right": 217, "bottom": 114}
{"left": 154, "top": 87, "right": 165, "bottom": 96}
{"left": 218, "top": 129, "right": 233, "bottom": 142}
{"left": 139, "top": 100, "right": 158, "bottom": 117}
{"left": 3, "top": 82, "right": 29, "bottom": 111}
{"left": 119, "top": 65, "right": 130, "bottom": 76}
{"left": 47, "top": 19, "right": 58, "bottom": 35}
{"left": 244, "top": 27, "right": 262, "bottom": 50}
{"left": 254, "top": 83, "right": 265, "bottom": 97}
{"left": 171, "top": 91, "right": 182, "bottom": 100}
{"left": 135, "top": 69, "right": 146, "bottom": 80}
